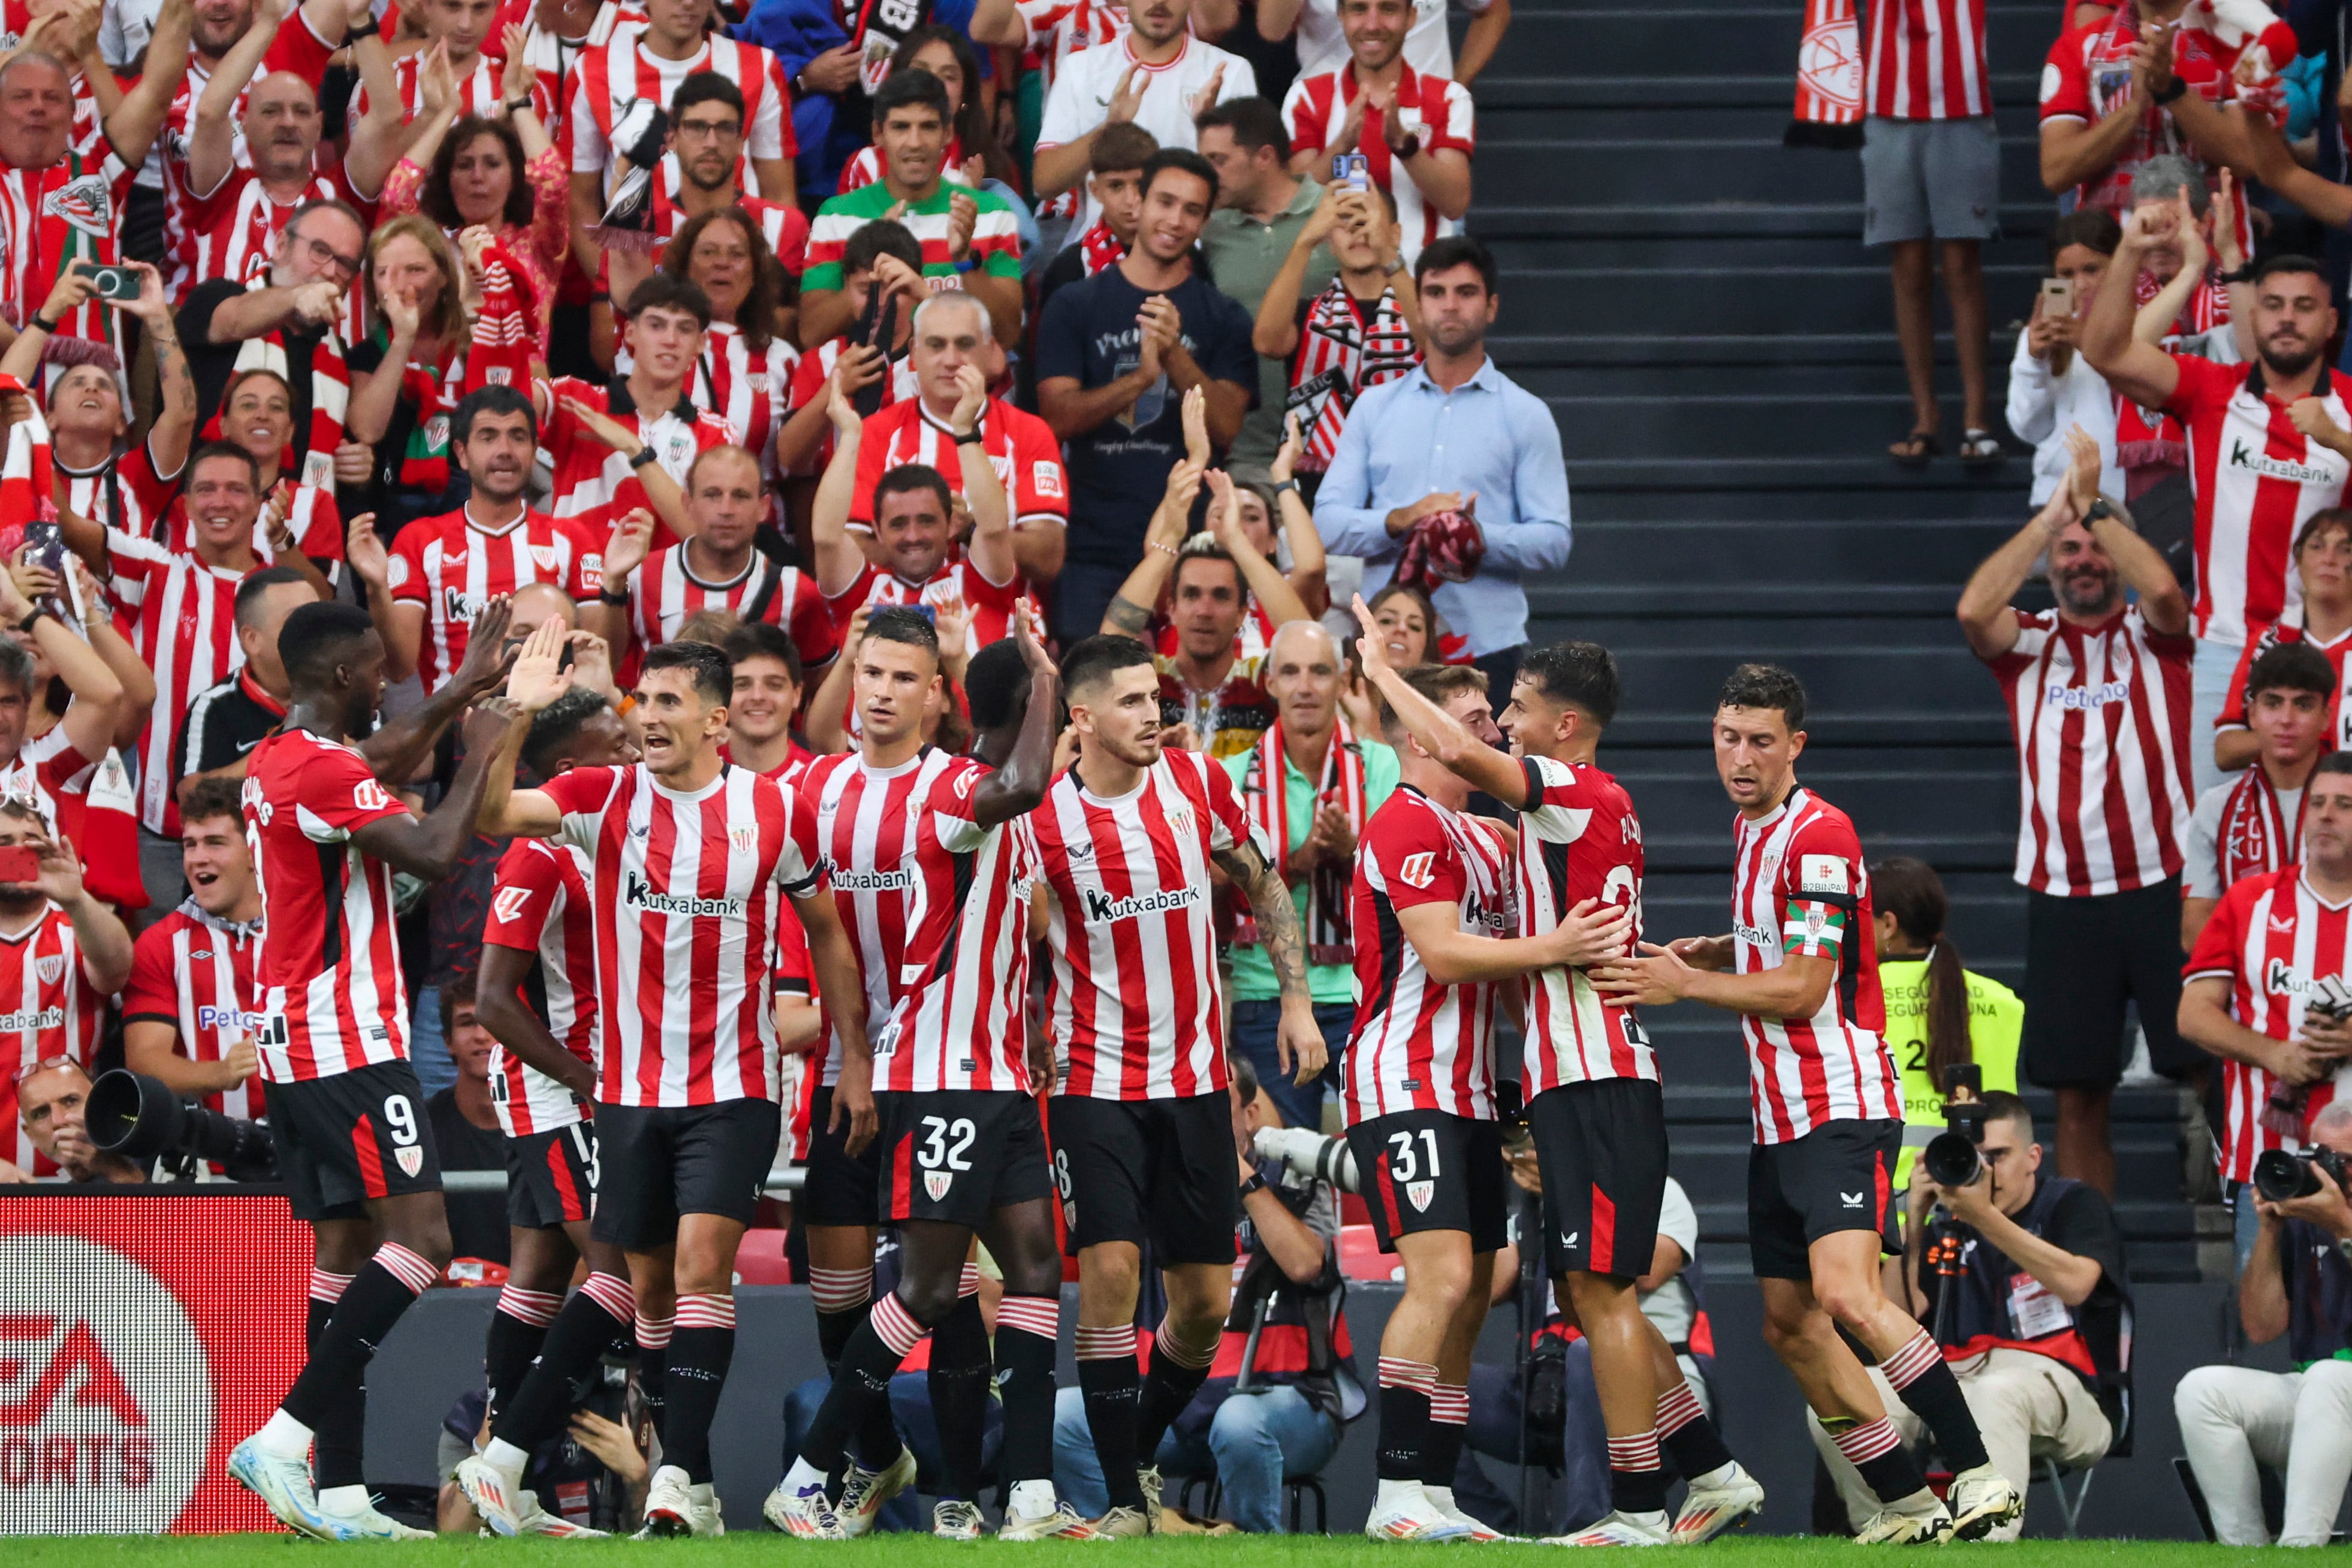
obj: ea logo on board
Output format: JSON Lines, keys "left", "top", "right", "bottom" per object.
{"left": 0, "top": 1236, "right": 210, "bottom": 1533}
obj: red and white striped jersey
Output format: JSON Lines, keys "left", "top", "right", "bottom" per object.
{"left": 1345, "top": 785, "right": 1508, "bottom": 1123}
{"left": 2168, "top": 356, "right": 2351, "bottom": 645}
{"left": 0, "top": 138, "right": 137, "bottom": 368}
{"left": 860, "top": 758, "right": 1040, "bottom": 1093}
{"left": 1514, "top": 755, "right": 1659, "bottom": 1091}
{"left": 1861, "top": 0, "right": 1991, "bottom": 120}
{"left": 825, "top": 558, "right": 1023, "bottom": 664}
{"left": 0, "top": 733, "right": 90, "bottom": 838}
{"left": 1730, "top": 787, "right": 1900, "bottom": 1145}
{"left": 2187, "top": 866, "right": 2352, "bottom": 1182}
{"left": 567, "top": 25, "right": 792, "bottom": 193}
{"left": 849, "top": 396, "right": 1069, "bottom": 531}
{"left": 1983, "top": 605, "right": 2194, "bottom": 898}
{"left": 386, "top": 503, "right": 605, "bottom": 694}
{"left": 164, "top": 482, "right": 343, "bottom": 563}
{"left": 121, "top": 903, "right": 263, "bottom": 1124}
{"left": 627, "top": 545, "right": 835, "bottom": 673}
{"left": 2184, "top": 771, "right": 2302, "bottom": 1184}
{"left": 2220, "top": 612, "right": 2352, "bottom": 752}
{"left": 783, "top": 336, "right": 917, "bottom": 475}
{"left": 105, "top": 532, "right": 252, "bottom": 837}
{"left": 58, "top": 438, "right": 179, "bottom": 539}
{"left": 1035, "top": 750, "right": 1263, "bottom": 1100}
{"left": 1281, "top": 65, "right": 1472, "bottom": 263}
{"left": 542, "top": 762, "right": 827, "bottom": 1107}
{"left": 172, "top": 161, "right": 369, "bottom": 303}
{"left": 511, "top": 0, "right": 640, "bottom": 147}
{"left": 481, "top": 837, "right": 599, "bottom": 1136}
{"left": 799, "top": 748, "right": 972, "bottom": 1089}
{"left": 349, "top": 50, "right": 557, "bottom": 125}
{"left": 693, "top": 320, "right": 797, "bottom": 457}
{"left": 540, "top": 375, "right": 736, "bottom": 541}
{"left": 0, "top": 905, "right": 111, "bottom": 1177}
{"left": 630, "top": 167, "right": 808, "bottom": 272}
{"left": 243, "top": 729, "right": 415, "bottom": 1084}
{"left": 1015, "top": 0, "right": 1129, "bottom": 87}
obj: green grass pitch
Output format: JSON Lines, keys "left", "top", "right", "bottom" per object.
{"left": 0, "top": 1538, "right": 2270, "bottom": 1563}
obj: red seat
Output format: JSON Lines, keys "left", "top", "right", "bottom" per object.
{"left": 1338, "top": 1223, "right": 1402, "bottom": 1283}
{"left": 735, "top": 1228, "right": 792, "bottom": 1284}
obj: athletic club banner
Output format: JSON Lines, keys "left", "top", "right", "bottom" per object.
{"left": 1789, "top": 0, "right": 1865, "bottom": 147}
{"left": 0, "top": 1193, "right": 310, "bottom": 1533}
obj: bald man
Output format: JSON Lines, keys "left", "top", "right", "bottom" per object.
{"left": 1221, "top": 619, "right": 1400, "bottom": 1128}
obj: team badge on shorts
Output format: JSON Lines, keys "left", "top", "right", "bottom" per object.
{"left": 926, "top": 1171, "right": 953, "bottom": 1201}
{"left": 1063, "top": 1199, "right": 1077, "bottom": 1229}
{"left": 397, "top": 1145, "right": 424, "bottom": 1177}
{"left": 1407, "top": 1180, "right": 1433, "bottom": 1212}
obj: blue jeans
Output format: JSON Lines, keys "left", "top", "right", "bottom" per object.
{"left": 1229, "top": 1000, "right": 1353, "bottom": 1132}
{"left": 1050, "top": 1383, "right": 1342, "bottom": 1533}
{"left": 409, "top": 985, "right": 456, "bottom": 1096}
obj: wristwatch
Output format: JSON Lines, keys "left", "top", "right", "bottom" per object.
{"left": 1273, "top": 479, "right": 1301, "bottom": 497}
{"left": 1393, "top": 131, "right": 1422, "bottom": 159}
{"left": 598, "top": 588, "right": 631, "bottom": 607}
{"left": 954, "top": 430, "right": 985, "bottom": 446}
{"left": 2083, "top": 498, "right": 2116, "bottom": 527}
{"left": 29, "top": 312, "right": 58, "bottom": 334}
{"left": 1238, "top": 1172, "right": 1268, "bottom": 1201}
{"left": 505, "top": 95, "right": 533, "bottom": 114}
{"left": 627, "top": 445, "right": 659, "bottom": 469}
{"left": 2218, "top": 261, "right": 2258, "bottom": 284}
{"left": 14, "top": 608, "right": 49, "bottom": 635}
{"left": 2152, "top": 74, "right": 2188, "bottom": 105}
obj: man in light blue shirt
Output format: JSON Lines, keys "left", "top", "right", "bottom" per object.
{"left": 1313, "top": 234, "right": 1571, "bottom": 695}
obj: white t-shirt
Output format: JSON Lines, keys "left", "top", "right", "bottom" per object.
{"left": 1036, "top": 33, "right": 1256, "bottom": 234}
{"left": 1290, "top": 0, "right": 1494, "bottom": 79}
{"left": 1639, "top": 1177, "right": 1702, "bottom": 1348}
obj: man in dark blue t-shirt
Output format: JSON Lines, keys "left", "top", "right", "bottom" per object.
{"left": 1038, "top": 147, "right": 1259, "bottom": 641}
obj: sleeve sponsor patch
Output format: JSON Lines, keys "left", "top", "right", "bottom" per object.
{"left": 1798, "top": 853, "right": 1849, "bottom": 897}
{"left": 1033, "top": 460, "right": 1065, "bottom": 499}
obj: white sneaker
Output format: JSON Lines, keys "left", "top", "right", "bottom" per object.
{"left": 1366, "top": 1482, "right": 1474, "bottom": 1542}
{"left": 513, "top": 1495, "right": 607, "bottom": 1539}
{"left": 1542, "top": 1509, "right": 1671, "bottom": 1546}
{"left": 313, "top": 1491, "right": 435, "bottom": 1541}
{"left": 636, "top": 1464, "right": 721, "bottom": 1537}
{"left": 1137, "top": 1466, "right": 1163, "bottom": 1534}
{"left": 764, "top": 1476, "right": 848, "bottom": 1539}
{"left": 454, "top": 1455, "right": 528, "bottom": 1537}
{"left": 226, "top": 1437, "right": 333, "bottom": 1539}
{"left": 1946, "top": 1464, "right": 2024, "bottom": 1541}
{"left": 836, "top": 1446, "right": 916, "bottom": 1538}
{"left": 1091, "top": 1505, "right": 1150, "bottom": 1538}
{"left": 1854, "top": 1492, "right": 1954, "bottom": 1546}
{"left": 934, "top": 1500, "right": 985, "bottom": 1539}
{"left": 1426, "top": 1485, "right": 1510, "bottom": 1542}
{"left": 1671, "top": 1463, "right": 1766, "bottom": 1544}
{"left": 1000, "top": 1501, "right": 1102, "bottom": 1541}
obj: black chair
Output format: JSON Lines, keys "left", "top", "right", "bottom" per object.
{"left": 1174, "top": 1471, "right": 1328, "bottom": 1534}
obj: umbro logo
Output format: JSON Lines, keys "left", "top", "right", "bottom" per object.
{"left": 1841, "top": 1190, "right": 1865, "bottom": 1208}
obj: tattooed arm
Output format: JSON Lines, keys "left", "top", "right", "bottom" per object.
{"left": 1214, "top": 834, "right": 1329, "bottom": 1085}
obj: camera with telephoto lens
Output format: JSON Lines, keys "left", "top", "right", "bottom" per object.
{"left": 85, "top": 1069, "right": 276, "bottom": 1181}
{"left": 2253, "top": 1144, "right": 2352, "bottom": 1205}
{"left": 1921, "top": 1063, "right": 1989, "bottom": 1187}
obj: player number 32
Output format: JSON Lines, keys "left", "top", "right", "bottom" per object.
{"left": 918, "top": 1115, "right": 976, "bottom": 1172}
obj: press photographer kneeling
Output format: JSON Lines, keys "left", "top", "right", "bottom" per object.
{"left": 2175, "top": 1103, "right": 2352, "bottom": 1546}
{"left": 1810, "top": 1082, "right": 2128, "bottom": 1537}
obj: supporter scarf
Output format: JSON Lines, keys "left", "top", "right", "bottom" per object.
{"left": 0, "top": 375, "right": 53, "bottom": 547}
{"left": 1078, "top": 220, "right": 1127, "bottom": 277}
{"left": 1285, "top": 279, "right": 1420, "bottom": 474}
{"left": 61, "top": 749, "right": 144, "bottom": 912}
{"left": 1787, "top": 0, "right": 1865, "bottom": 149}
{"left": 841, "top": 0, "right": 935, "bottom": 95}
{"left": 2216, "top": 764, "right": 2302, "bottom": 893}
{"left": 20, "top": 146, "right": 123, "bottom": 371}
{"left": 1235, "top": 719, "right": 1367, "bottom": 967}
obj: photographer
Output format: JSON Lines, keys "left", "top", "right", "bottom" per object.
{"left": 1810, "top": 1091, "right": 2126, "bottom": 1539}
{"left": 16, "top": 1060, "right": 146, "bottom": 1185}
{"left": 2176, "top": 1101, "right": 2352, "bottom": 1546}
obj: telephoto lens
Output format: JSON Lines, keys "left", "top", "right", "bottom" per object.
{"left": 1922, "top": 1127, "right": 1983, "bottom": 1188}
{"left": 86, "top": 1068, "right": 277, "bottom": 1181}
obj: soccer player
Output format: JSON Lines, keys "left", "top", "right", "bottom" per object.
{"left": 454, "top": 688, "right": 641, "bottom": 1538}
{"left": 1340, "top": 659, "right": 1629, "bottom": 1542}
{"left": 476, "top": 627, "right": 875, "bottom": 1538}
{"left": 770, "top": 616, "right": 1094, "bottom": 1540}
{"left": 1356, "top": 613, "right": 1763, "bottom": 1546}
{"left": 226, "top": 595, "right": 530, "bottom": 1540}
{"left": 1034, "top": 633, "right": 1326, "bottom": 1535}
{"left": 1592, "top": 664, "right": 2021, "bottom": 1544}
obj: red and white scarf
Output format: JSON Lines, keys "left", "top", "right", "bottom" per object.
{"left": 0, "top": 375, "right": 54, "bottom": 550}
{"left": 1078, "top": 219, "right": 1126, "bottom": 277}
{"left": 1286, "top": 279, "right": 1421, "bottom": 474}
{"left": 1235, "top": 718, "right": 1368, "bottom": 967}
{"left": 1787, "top": 0, "right": 1864, "bottom": 148}
{"left": 2216, "top": 764, "right": 2303, "bottom": 897}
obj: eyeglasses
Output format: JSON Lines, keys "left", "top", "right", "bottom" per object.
{"left": 294, "top": 233, "right": 361, "bottom": 283}
{"left": 14, "top": 1053, "right": 77, "bottom": 1085}
{"left": 675, "top": 118, "right": 743, "bottom": 141}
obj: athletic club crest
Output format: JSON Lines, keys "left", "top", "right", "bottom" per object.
{"left": 1407, "top": 1180, "right": 1434, "bottom": 1212}
{"left": 530, "top": 545, "right": 559, "bottom": 572}
{"left": 396, "top": 1145, "right": 424, "bottom": 1177}
{"left": 925, "top": 1171, "right": 953, "bottom": 1201}
{"left": 34, "top": 955, "right": 62, "bottom": 986}
{"left": 731, "top": 826, "right": 756, "bottom": 852}
{"left": 45, "top": 174, "right": 114, "bottom": 237}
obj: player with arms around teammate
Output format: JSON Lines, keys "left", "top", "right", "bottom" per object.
{"left": 1593, "top": 665, "right": 2020, "bottom": 1543}
{"left": 1355, "top": 617, "right": 1763, "bottom": 1546}
{"left": 1338, "top": 658, "right": 1644, "bottom": 1542}
{"left": 475, "top": 627, "right": 874, "bottom": 1537}
{"left": 227, "top": 595, "right": 532, "bottom": 1540}
{"left": 1035, "top": 634, "right": 1328, "bottom": 1534}
{"left": 454, "top": 687, "right": 645, "bottom": 1537}
{"left": 771, "top": 620, "right": 1099, "bottom": 1541}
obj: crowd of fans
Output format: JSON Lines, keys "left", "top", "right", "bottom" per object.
{"left": 2, "top": 0, "right": 2351, "bottom": 1544}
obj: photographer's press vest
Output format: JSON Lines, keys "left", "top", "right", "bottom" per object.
{"left": 2284, "top": 1217, "right": 2352, "bottom": 1370}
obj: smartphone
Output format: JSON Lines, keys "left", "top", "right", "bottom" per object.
{"left": 910, "top": 604, "right": 937, "bottom": 623}
{"left": 74, "top": 262, "right": 140, "bottom": 301}
{"left": 0, "top": 846, "right": 40, "bottom": 884}
{"left": 20, "top": 520, "right": 65, "bottom": 584}
{"left": 853, "top": 295, "right": 898, "bottom": 418}
{"left": 2040, "top": 276, "right": 2075, "bottom": 316}
{"left": 1333, "top": 153, "right": 1370, "bottom": 193}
